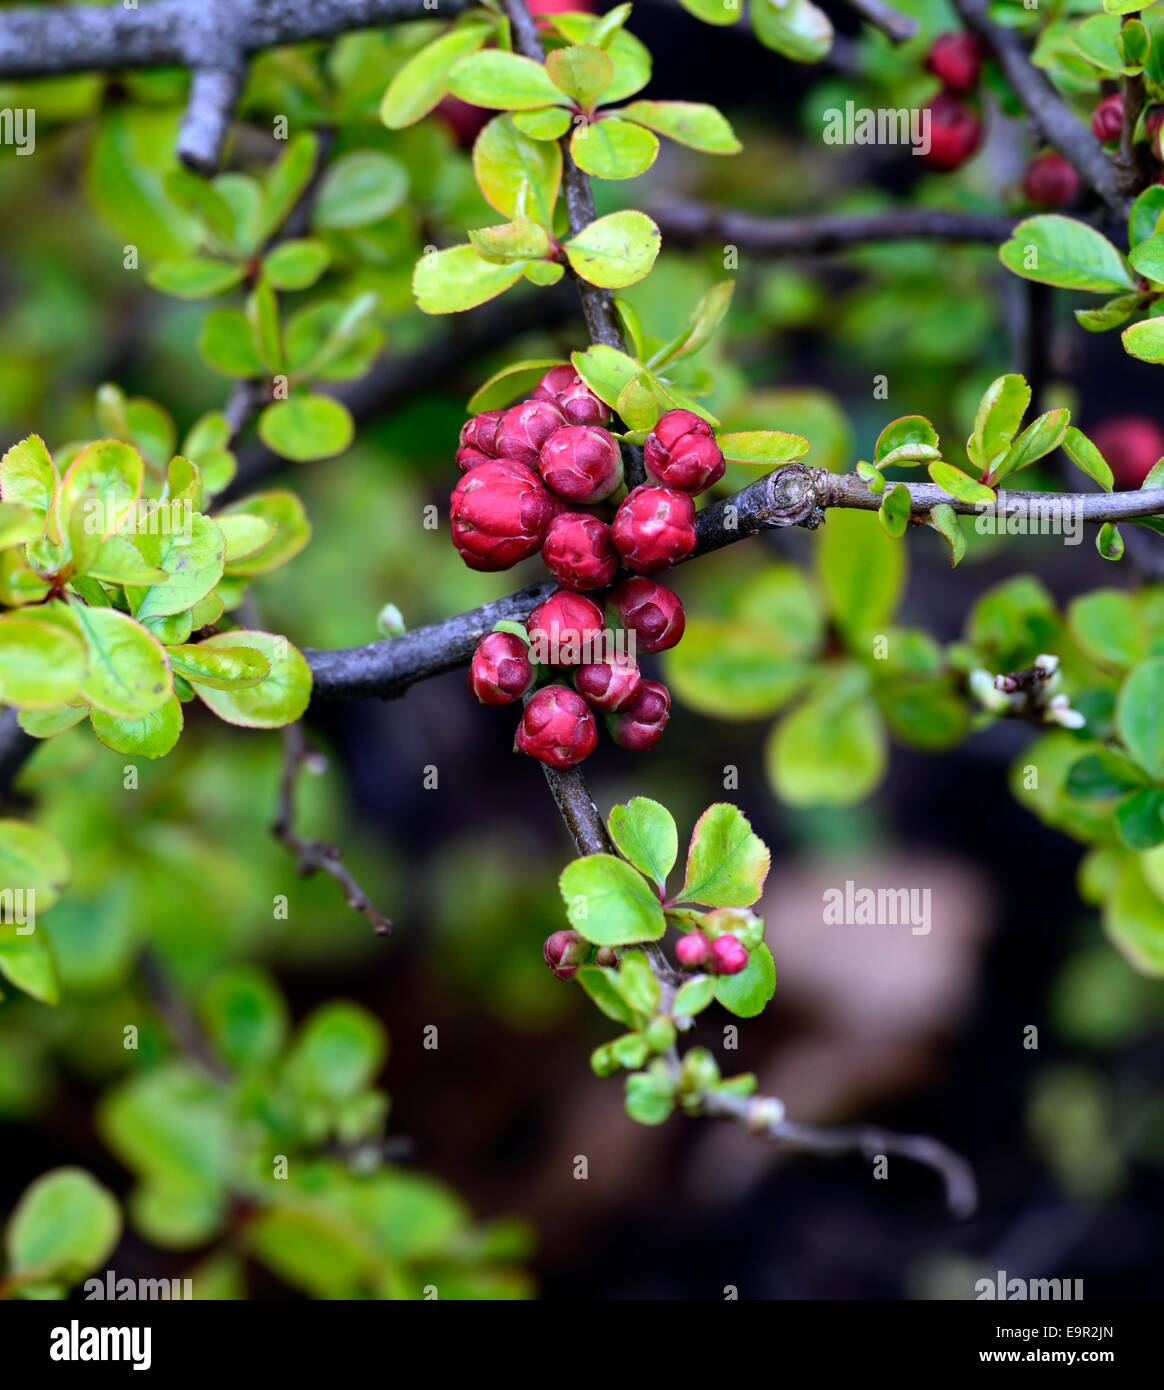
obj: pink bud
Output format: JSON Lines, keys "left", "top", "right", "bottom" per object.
{"left": 542, "top": 512, "right": 619, "bottom": 591}
{"left": 643, "top": 410, "right": 724, "bottom": 494}
{"left": 539, "top": 425, "right": 623, "bottom": 503}
{"left": 606, "top": 577, "right": 685, "bottom": 654}
{"left": 676, "top": 930, "right": 711, "bottom": 969}
{"left": 450, "top": 458, "right": 555, "bottom": 571}
{"left": 543, "top": 928, "right": 588, "bottom": 980}
{"left": 468, "top": 631, "right": 534, "bottom": 706}
{"left": 710, "top": 933, "right": 749, "bottom": 975}
{"left": 495, "top": 399, "right": 567, "bottom": 470}
{"left": 526, "top": 589, "right": 606, "bottom": 663}
{"left": 611, "top": 485, "right": 697, "bottom": 575}
{"left": 516, "top": 685, "right": 598, "bottom": 768}
{"left": 606, "top": 678, "right": 670, "bottom": 751}
{"left": 574, "top": 653, "right": 642, "bottom": 712}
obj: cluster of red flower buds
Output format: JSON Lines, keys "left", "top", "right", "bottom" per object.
{"left": 674, "top": 908, "right": 764, "bottom": 978}
{"left": 921, "top": 33, "right": 984, "bottom": 172}
{"left": 452, "top": 367, "right": 727, "bottom": 767}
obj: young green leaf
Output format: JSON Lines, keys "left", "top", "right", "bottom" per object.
{"left": 751, "top": 0, "right": 834, "bottom": 62}
{"left": 6, "top": 1169, "right": 120, "bottom": 1285}
{"left": 571, "top": 117, "right": 659, "bottom": 180}
{"left": 559, "top": 853, "right": 666, "bottom": 945}
{"left": 0, "top": 614, "right": 88, "bottom": 708}
{"left": 607, "top": 797, "right": 678, "bottom": 893}
{"left": 878, "top": 482, "right": 911, "bottom": 538}
{"left": 0, "top": 435, "right": 57, "bottom": 512}
{"left": 69, "top": 603, "right": 172, "bottom": 720}
{"left": 259, "top": 395, "right": 355, "bottom": 463}
{"left": 468, "top": 218, "right": 554, "bottom": 263}
{"left": 512, "top": 106, "right": 574, "bottom": 141}
{"left": 263, "top": 238, "right": 331, "bottom": 291}
{"left": 90, "top": 695, "right": 184, "bottom": 759}
{"left": 1122, "top": 317, "right": 1164, "bottom": 363}
{"left": 998, "top": 215, "right": 1136, "bottom": 293}
{"left": 928, "top": 461, "right": 996, "bottom": 506}
{"left": 467, "top": 358, "right": 568, "bottom": 413}
{"left": 545, "top": 44, "right": 614, "bottom": 110}
{"left": 928, "top": 503, "right": 967, "bottom": 567}
{"left": 718, "top": 430, "right": 809, "bottom": 464}
{"left": 0, "top": 820, "right": 70, "bottom": 909}
{"left": 563, "top": 210, "right": 661, "bottom": 288}
{"left": 413, "top": 243, "right": 527, "bottom": 314}
{"left": 873, "top": 415, "right": 940, "bottom": 468}
{"left": 380, "top": 19, "right": 495, "bottom": 129}
{"left": 448, "top": 50, "right": 564, "bottom": 110}
{"left": 677, "top": 803, "right": 770, "bottom": 908}
{"left": 991, "top": 408, "right": 1070, "bottom": 483}
{"left": 1063, "top": 425, "right": 1115, "bottom": 491}
{"left": 1097, "top": 521, "right": 1124, "bottom": 560}
{"left": 620, "top": 100, "right": 741, "bottom": 153}
{"left": 1117, "top": 658, "right": 1164, "bottom": 777}
{"left": 259, "top": 132, "right": 318, "bottom": 242}
{"left": 147, "top": 257, "right": 244, "bottom": 299}
{"left": 648, "top": 281, "right": 734, "bottom": 368}
{"left": 473, "top": 113, "right": 562, "bottom": 225}
{"left": 191, "top": 630, "right": 311, "bottom": 728}
{"left": 314, "top": 152, "right": 408, "bottom": 230}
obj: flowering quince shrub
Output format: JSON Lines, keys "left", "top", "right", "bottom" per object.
{"left": 2, "top": 0, "right": 1164, "bottom": 1298}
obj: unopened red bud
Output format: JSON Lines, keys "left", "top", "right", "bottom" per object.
{"left": 516, "top": 684, "right": 598, "bottom": 767}
{"left": 456, "top": 445, "right": 494, "bottom": 473}
{"left": 468, "top": 631, "right": 534, "bottom": 706}
{"left": 459, "top": 408, "right": 505, "bottom": 457}
{"left": 495, "top": 399, "right": 567, "bottom": 470}
{"left": 532, "top": 365, "right": 611, "bottom": 427}
{"left": 925, "top": 32, "right": 984, "bottom": 94}
{"left": 606, "top": 678, "right": 670, "bottom": 751}
{"left": 710, "top": 933, "right": 748, "bottom": 975}
{"left": 606, "top": 578, "right": 685, "bottom": 654}
{"left": 526, "top": 588, "right": 606, "bottom": 663}
{"left": 542, "top": 512, "right": 619, "bottom": 591}
{"left": 611, "top": 485, "right": 697, "bottom": 574}
{"left": 575, "top": 653, "right": 642, "bottom": 712}
{"left": 543, "top": 928, "right": 588, "bottom": 980}
{"left": 1091, "top": 92, "right": 1124, "bottom": 143}
{"left": 539, "top": 425, "right": 623, "bottom": 503}
{"left": 1091, "top": 416, "right": 1164, "bottom": 489}
{"left": 595, "top": 945, "right": 618, "bottom": 967}
{"left": 450, "top": 458, "right": 555, "bottom": 571}
{"left": 920, "top": 93, "right": 982, "bottom": 171}
{"left": 1022, "top": 152, "right": 1080, "bottom": 208}
{"left": 676, "top": 930, "right": 711, "bottom": 968}
{"left": 644, "top": 409, "right": 724, "bottom": 494}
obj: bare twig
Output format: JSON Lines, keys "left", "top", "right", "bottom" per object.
{"left": 273, "top": 723, "right": 392, "bottom": 935}
{"left": 1116, "top": 20, "right": 1147, "bottom": 199}
{"left": 837, "top": 0, "right": 918, "bottom": 44}
{"left": 652, "top": 199, "right": 1019, "bottom": 255}
{"left": 138, "top": 948, "right": 230, "bottom": 1079}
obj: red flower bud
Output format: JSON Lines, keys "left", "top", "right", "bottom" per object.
{"left": 515, "top": 685, "right": 598, "bottom": 767}
{"left": 468, "top": 631, "right": 534, "bottom": 706}
{"left": 1091, "top": 92, "right": 1124, "bottom": 144}
{"left": 526, "top": 588, "right": 607, "bottom": 663}
{"left": 543, "top": 928, "right": 588, "bottom": 980}
{"left": 925, "top": 32, "right": 984, "bottom": 94}
{"left": 676, "top": 930, "right": 711, "bottom": 969}
{"left": 1147, "top": 107, "right": 1164, "bottom": 160}
{"left": 606, "top": 578, "right": 685, "bottom": 654}
{"left": 449, "top": 458, "right": 555, "bottom": 571}
{"left": 1091, "top": 416, "right": 1164, "bottom": 489}
{"left": 1022, "top": 152, "right": 1080, "bottom": 209}
{"left": 606, "top": 678, "right": 670, "bottom": 751}
{"left": 538, "top": 425, "right": 623, "bottom": 503}
{"left": 532, "top": 366, "right": 611, "bottom": 426}
{"left": 643, "top": 409, "right": 725, "bottom": 494}
{"left": 710, "top": 933, "right": 749, "bottom": 975}
{"left": 611, "top": 485, "right": 697, "bottom": 574}
{"left": 542, "top": 512, "right": 619, "bottom": 591}
{"left": 459, "top": 408, "right": 505, "bottom": 457}
{"left": 494, "top": 399, "right": 567, "bottom": 470}
{"left": 920, "top": 93, "right": 982, "bottom": 171}
{"left": 455, "top": 445, "right": 494, "bottom": 473}
{"left": 574, "top": 653, "right": 642, "bottom": 712}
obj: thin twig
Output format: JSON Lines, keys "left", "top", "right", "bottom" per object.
{"left": 273, "top": 723, "right": 392, "bottom": 935}
{"left": 837, "top": 0, "right": 918, "bottom": 44}
{"left": 1116, "top": 21, "right": 1147, "bottom": 199}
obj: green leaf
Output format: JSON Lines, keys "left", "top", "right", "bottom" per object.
{"left": 928, "top": 461, "right": 996, "bottom": 506}
{"left": 90, "top": 695, "right": 183, "bottom": 759}
{"left": 1104, "top": 854, "right": 1164, "bottom": 974}
{"left": 468, "top": 217, "right": 554, "bottom": 262}
{"left": 550, "top": 13, "right": 653, "bottom": 101}
{"left": 559, "top": 853, "right": 666, "bottom": 945}
{"left": 1063, "top": 426, "right": 1114, "bottom": 491}
{"left": 621, "top": 99, "right": 741, "bottom": 154}
{"left": 563, "top": 210, "right": 660, "bottom": 288}
{"left": 380, "top": 20, "right": 494, "bottom": 129}
{"left": 6, "top": 1169, "right": 120, "bottom": 1284}
{"left": 818, "top": 508, "right": 904, "bottom": 641}
{"left": 1122, "top": 317, "right": 1164, "bottom": 363}
{"left": 677, "top": 803, "right": 769, "bottom": 907}
{"left": 287, "top": 1001, "right": 386, "bottom": 1101}
{"left": 672, "top": 974, "right": 717, "bottom": 1017}
{"left": 0, "top": 614, "right": 87, "bottom": 708}
{"left": 878, "top": 482, "right": 911, "bottom": 538}
{"left": 677, "top": 0, "right": 745, "bottom": 24}
{"left": 512, "top": 106, "right": 573, "bottom": 140}
{"left": 999, "top": 215, "right": 1136, "bottom": 293}
{"left": 200, "top": 966, "right": 289, "bottom": 1069}
{"left": 570, "top": 343, "right": 642, "bottom": 408}
{"left": 413, "top": 243, "right": 526, "bottom": 314}
{"left": 768, "top": 687, "right": 886, "bottom": 806}
{"left": 0, "top": 921, "right": 59, "bottom": 1005}
{"left": 662, "top": 616, "right": 811, "bottom": 719}
{"left": 928, "top": 503, "right": 966, "bottom": 566}
{"left": 169, "top": 642, "right": 269, "bottom": 690}
{"left": 220, "top": 491, "right": 311, "bottom": 575}
{"left": 618, "top": 950, "right": 661, "bottom": 1014}
{"left": 649, "top": 281, "right": 734, "bottom": 368}
{"left": 576, "top": 965, "right": 637, "bottom": 1025}
{"left": 1097, "top": 521, "right": 1124, "bottom": 560}
{"left": 714, "top": 943, "right": 776, "bottom": 1018}
{"left": 608, "top": 797, "right": 678, "bottom": 892}
{"left": 1117, "top": 658, "right": 1164, "bottom": 777}
{"left": 1069, "top": 589, "right": 1145, "bottom": 667}
{"left": 1066, "top": 748, "right": 1147, "bottom": 798}
{"left": 248, "top": 277, "right": 283, "bottom": 373}
{"left": 751, "top": 0, "right": 834, "bottom": 62}
{"left": 258, "top": 394, "right": 354, "bottom": 462}
{"left": 972, "top": 373, "right": 1030, "bottom": 473}
{"left": 198, "top": 309, "right": 266, "bottom": 378}
{"left": 70, "top": 603, "right": 172, "bottom": 720}
{"left": 1130, "top": 185, "right": 1164, "bottom": 246}
{"left": 285, "top": 292, "right": 381, "bottom": 381}
{"left": 125, "top": 513, "right": 226, "bottom": 620}
{"left": 99, "top": 1063, "right": 231, "bottom": 1190}
{"left": 314, "top": 151, "right": 408, "bottom": 230}
{"left": 0, "top": 820, "right": 71, "bottom": 910}
{"left": 1075, "top": 292, "right": 1149, "bottom": 333}
{"left": 1116, "top": 788, "right": 1164, "bottom": 850}
{"left": 0, "top": 436, "right": 57, "bottom": 512}
{"left": 215, "top": 513, "right": 274, "bottom": 563}
{"left": 545, "top": 44, "right": 613, "bottom": 109}
{"left": 164, "top": 165, "right": 237, "bottom": 249}
{"left": 147, "top": 256, "right": 244, "bottom": 299}
{"left": 259, "top": 133, "right": 318, "bottom": 242}
{"left": 992, "top": 408, "right": 1070, "bottom": 483}
{"left": 263, "top": 238, "right": 331, "bottom": 291}
{"left": 873, "top": 415, "right": 940, "bottom": 468}
{"left": 473, "top": 113, "right": 562, "bottom": 225}
{"left": 86, "top": 535, "right": 168, "bottom": 586}
{"left": 467, "top": 357, "right": 567, "bottom": 413}
{"left": 717, "top": 430, "right": 809, "bottom": 464}
{"left": 86, "top": 107, "right": 199, "bottom": 260}
{"left": 191, "top": 630, "right": 310, "bottom": 728}
{"left": 1129, "top": 232, "right": 1164, "bottom": 284}
{"left": 448, "top": 50, "right": 564, "bottom": 110}
{"left": 54, "top": 439, "right": 144, "bottom": 544}
{"left": 624, "top": 1071, "right": 674, "bottom": 1125}
{"left": 571, "top": 117, "right": 659, "bottom": 180}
